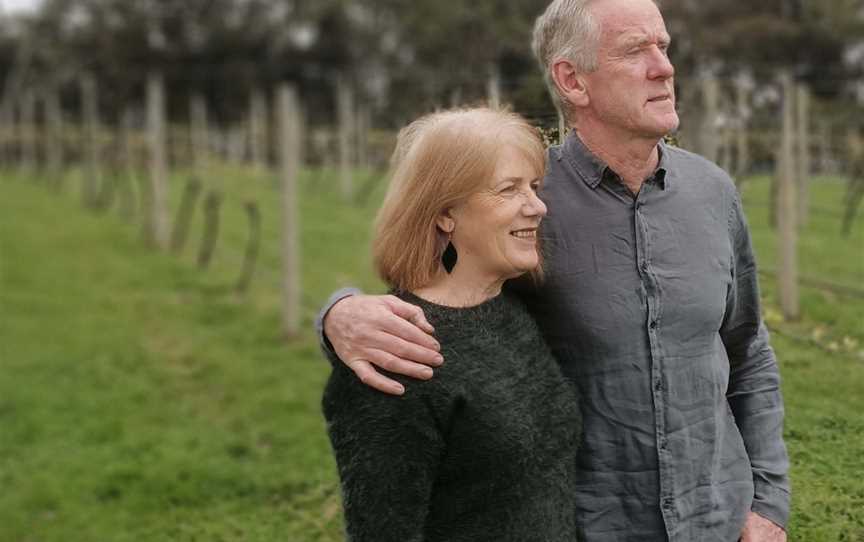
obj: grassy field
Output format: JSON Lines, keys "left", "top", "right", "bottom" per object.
{"left": 1, "top": 169, "right": 863, "bottom": 541}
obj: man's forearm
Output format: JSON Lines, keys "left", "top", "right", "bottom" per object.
{"left": 726, "top": 323, "right": 791, "bottom": 528}
{"left": 724, "top": 194, "right": 791, "bottom": 528}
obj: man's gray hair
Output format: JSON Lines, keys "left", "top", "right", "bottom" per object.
{"left": 531, "top": 0, "right": 602, "bottom": 125}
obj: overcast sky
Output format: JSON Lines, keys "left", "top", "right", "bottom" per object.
{"left": 1, "top": 0, "right": 41, "bottom": 14}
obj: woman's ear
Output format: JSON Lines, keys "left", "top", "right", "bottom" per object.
{"left": 436, "top": 210, "right": 455, "bottom": 234}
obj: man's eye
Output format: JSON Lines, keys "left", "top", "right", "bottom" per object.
{"left": 531, "top": 182, "right": 541, "bottom": 192}
{"left": 499, "top": 185, "right": 517, "bottom": 193}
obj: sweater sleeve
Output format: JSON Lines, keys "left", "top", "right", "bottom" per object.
{"left": 720, "top": 193, "right": 791, "bottom": 528}
{"left": 322, "top": 364, "right": 448, "bottom": 542}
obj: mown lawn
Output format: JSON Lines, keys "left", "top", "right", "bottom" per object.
{"left": 1, "top": 170, "right": 862, "bottom": 541}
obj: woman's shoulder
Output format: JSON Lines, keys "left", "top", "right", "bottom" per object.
{"left": 392, "top": 290, "right": 552, "bottom": 379}
{"left": 322, "top": 358, "right": 454, "bottom": 425}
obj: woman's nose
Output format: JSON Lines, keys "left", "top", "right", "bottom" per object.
{"left": 524, "top": 191, "right": 548, "bottom": 218}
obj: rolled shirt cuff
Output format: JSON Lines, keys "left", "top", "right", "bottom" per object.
{"left": 751, "top": 481, "right": 791, "bottom": 530}
{"left": 315, "top": 287, "right": 362, "bottom": 365}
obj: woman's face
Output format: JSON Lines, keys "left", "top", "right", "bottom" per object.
{"left": 446, "top": 145, "right": 547, "bottom": 282}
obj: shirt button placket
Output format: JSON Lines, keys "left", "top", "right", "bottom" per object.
{"left": 636, "top": 195, "right": 675, "bottom": 536}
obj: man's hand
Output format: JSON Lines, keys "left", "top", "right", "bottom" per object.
{"left": 323, "top": 294, "right": 443, "bottom": 395}
{"left": 739, "top": 512, "right": 786, "bottom": 542}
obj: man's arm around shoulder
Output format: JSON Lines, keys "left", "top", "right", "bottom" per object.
{"left": 316, "top": 289, "right": 443, "bottom": 395}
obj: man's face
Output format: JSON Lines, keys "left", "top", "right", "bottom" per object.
{"left": 581, "top": 0, "right": 679, "bottom": 139}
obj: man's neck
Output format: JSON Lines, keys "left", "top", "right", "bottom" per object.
{"left": 576, "top": 125, "right": 662, "bottom": 194}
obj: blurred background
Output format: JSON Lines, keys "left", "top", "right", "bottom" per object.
{"left": 0, "top": 0, "right": 862, "bottom": 540}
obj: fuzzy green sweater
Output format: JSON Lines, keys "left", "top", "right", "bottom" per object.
{"left": 322, "top": 291, "right": 582, "bottom": 541}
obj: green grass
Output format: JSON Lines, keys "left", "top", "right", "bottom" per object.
{"left": 1, "top": 170, "right": 862, "bottom": 541}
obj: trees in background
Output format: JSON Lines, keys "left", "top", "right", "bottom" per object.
{"left": 0, "top": 0, "right": 860, "bottom": 128}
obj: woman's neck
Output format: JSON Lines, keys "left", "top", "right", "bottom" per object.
{"left": 413, "top": 267, "right": 505, "bottom": 308}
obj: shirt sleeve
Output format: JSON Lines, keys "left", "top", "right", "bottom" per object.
{"left": 316, "top": 287, "right": 363, "bottom": 365}
{"left": 322, "top": 365, "right": 447, "bottom": 541}
{"left": 720, "top": 193, "right": 791, "bottom": 528}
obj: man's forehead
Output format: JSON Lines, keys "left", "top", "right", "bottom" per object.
{"left": 592, "top": 0, "right": 669, "bottom": 41}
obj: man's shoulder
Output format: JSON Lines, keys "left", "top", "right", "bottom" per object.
{"left": 663, "top": 143, "right": 737, "bottom": 194}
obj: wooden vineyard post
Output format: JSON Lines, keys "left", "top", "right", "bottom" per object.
{"left": 19, "top": 91, "right": 35, "bottom": 174}
{"left": 337, "top": 76, "right": 354, "bottom": 202}
{"left": 190, "top": 92, "right": 209, "bottom": 173}
{"left": 235, "top": 201, "right": 261, "bottom": 295}
{"left": 249, "top": 89, "right": 268, "bottom": 171}
{"left": 197, "top": 190, "right": 222, "bottom": 269}
{"left": 734, "top": 80, "right": 750, "bottom": 186}
{"left": 842, "top": 128, "right": 864, "bottom": 237}
{"left": 277, "top": 83, "right": 302, "bottom": 338}
{"left": 146, "top": 71, "right": 170, "bottom": 250}
{"left": 0, "top": 99, "right": 11, "bottom": 170}
{"left": 112, "top": 108, "right": 135, "bottom": 220}
{"left": 487, "top": 63, "right": 501, "bottom": 109}
{"left": 818, "top": 120, "right": 831, "bottom": 175}
{"left": 796, "top": 84, "right": 811, "bottom": 227}
{"left": 701, "top": 76, "right": 720, "bottom": 163}
{"left": 171, "top": 176, "right": 203, "bottom": 254}
{"left": 80, "top": 75, "right": 101, "bottom": 208}
{"left": 356, "top": 103, "right": 370, "bottom": 171}
{"left": 777, "top": 73, "right": 799, "bottom": 321}
{"left": 45, "top": 87, "right": 65, "bottom": 188}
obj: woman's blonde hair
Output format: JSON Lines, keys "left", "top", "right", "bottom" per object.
{"left": 373, "top": 107, "right": 546, "bottom": 292}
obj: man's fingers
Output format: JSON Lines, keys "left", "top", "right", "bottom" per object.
{"left": 376, "top": 332, "right": 443, "bottom": 367}
{"left": 366, "top": 349, "right": 435, "bottom": 380}
{"left": 377, "top": 315, "right": 442, "bottom": 364}
{"left": 346, "top": 359, "right": 405, "bottom": 396}
{"left": 385, "top": 296, "right": 436, "bottom": 335}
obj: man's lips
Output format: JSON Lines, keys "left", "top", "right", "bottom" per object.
{"left": 647, "top": 94, "right": 672, "bottom": 103}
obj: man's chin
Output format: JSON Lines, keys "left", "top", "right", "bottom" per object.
{"left": 653, "top": 115, "right": 680, "bottom": 138}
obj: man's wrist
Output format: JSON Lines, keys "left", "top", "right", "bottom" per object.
{"left": 751, "top": 482, "right": 791, "bottom": 530}
{"left": 316, "top": 287, "right": 362, "bottom": 360}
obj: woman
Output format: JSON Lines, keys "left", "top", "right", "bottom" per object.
{"left": 322, "top": 107, "right": 581, "bottom": 541}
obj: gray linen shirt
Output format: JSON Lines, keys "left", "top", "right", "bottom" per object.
{"left": 317, "top": 133, "right": 791, "bottom": 541}
{"left": 513, "top": 133, "right": 790, "bottom": 541}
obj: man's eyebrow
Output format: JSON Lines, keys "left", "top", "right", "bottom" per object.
{"left": 620, "top": 33, "right": 671, "bottom": 49}
{"left": 620, "top": 35, "right": 647, "bottom": 47}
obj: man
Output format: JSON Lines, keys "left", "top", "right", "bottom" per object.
{"left": 317, "top": 0, "right": 790, "bottom": 540}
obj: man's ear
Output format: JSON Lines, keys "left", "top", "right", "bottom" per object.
{"left": 436, "top": 210, "right": 455, "bottom": 234}
{"left": 551, "top": 58, "right": 589, "bottom": 108}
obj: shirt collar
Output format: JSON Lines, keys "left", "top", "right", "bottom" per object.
{"left": 561, "top": 130, "right": 670, "bottom": 191}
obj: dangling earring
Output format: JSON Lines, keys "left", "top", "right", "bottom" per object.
{"left": 441, "top": 233, "right": 457, "bottom": 274}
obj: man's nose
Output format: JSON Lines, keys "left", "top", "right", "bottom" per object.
{"left": 648, "top": 47, "right": 675, "bottom": 80}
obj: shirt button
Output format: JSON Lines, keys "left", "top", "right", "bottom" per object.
{"left": 641, "top": 261, "right": 649, "bottom": 272}
{"left": 663, "top": 497, "right": 674, "bottom": 509}
{"left": 635, "top": 202, "right": 644, "bottom": 210}
{"left": 650, "top": 320, "right": 658, "bottom": 329}
{"left": 654, "top": 379, "right": 663, "bottom": 391}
